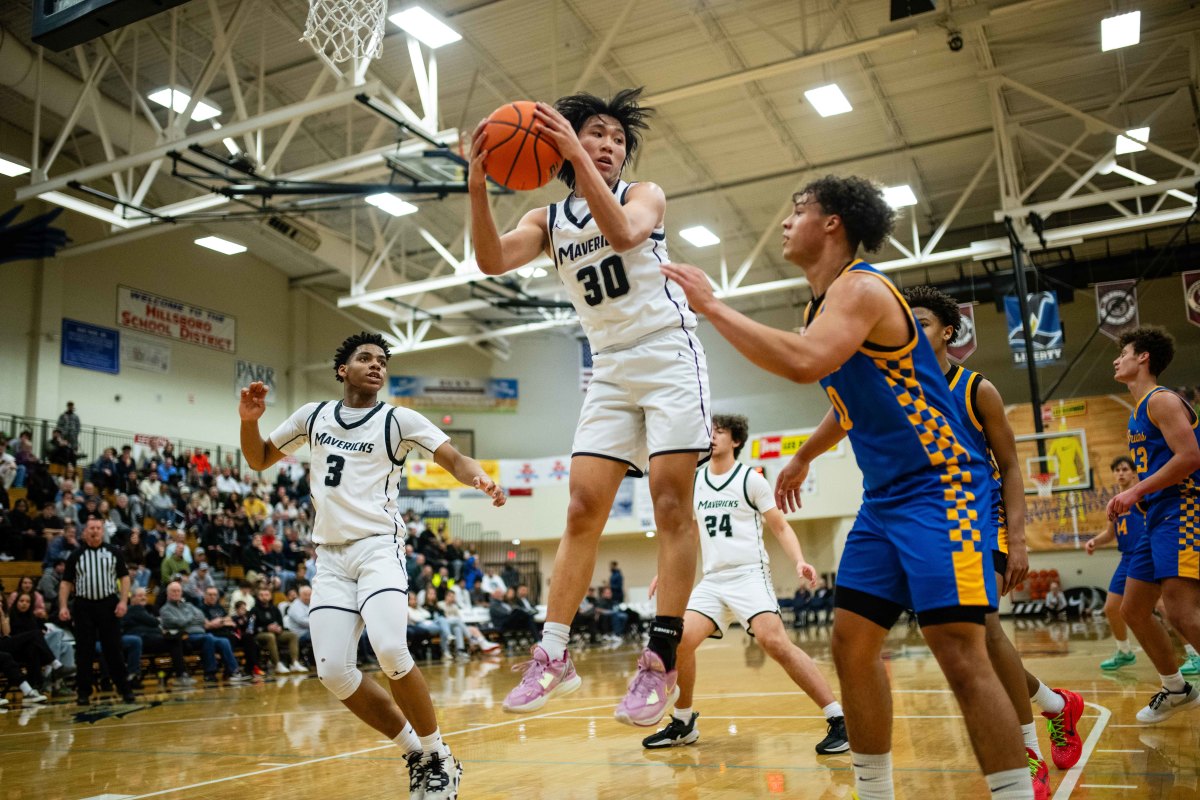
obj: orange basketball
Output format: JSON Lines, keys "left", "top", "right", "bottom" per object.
{"left": 481, "top": 101, "right": 563, "bottom": 191}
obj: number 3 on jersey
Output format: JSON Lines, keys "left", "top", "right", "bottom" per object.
{"left": 325, "top": 454, "right": 345, "bottom": 487}
{"left": 705, "top": 514, "right": 732, "bottom": 538}
{"left": 576, "top": 255, "right": 630, "bottom": 306}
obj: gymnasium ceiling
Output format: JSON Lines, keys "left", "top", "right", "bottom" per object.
{"left": 0, "top": 0, "right": 1198, "bottom": 354}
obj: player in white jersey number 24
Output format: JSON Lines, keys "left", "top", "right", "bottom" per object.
{"left": 239, "top": 332, "right": 506, "bottom": 800}
{"left": 641, "top": 414, "right": 849, "bottom": 755}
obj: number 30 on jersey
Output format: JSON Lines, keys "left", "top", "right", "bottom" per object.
{"left": 575, "top": 255, "right": 630, "bottom": 306}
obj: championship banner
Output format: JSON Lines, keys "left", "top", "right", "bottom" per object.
{"left": 117, "top": 285, "right": 236, "bottom": 353}
{"left": 405, "top": 459, "right": 501, "bottom": 490}
{"left": 235, "top": 360, "right": 278, "bottom": 405}
{"left": 1095, "top": 279, "right": 1139, "bottom": 341}
{"left": 947, "top": 302, "right": 977, "bottom": 363}
{"left": 501, "top": 456, "right": 571, "bottom": 488}
{"left": 1184, "top": 270, "right": 1200, "bottom": 328}
{"left": 389, "top": 376, "right": 518, "bottom": 412}
{"left": 1004, "top": 291, "right": 1063, "bottom": 366}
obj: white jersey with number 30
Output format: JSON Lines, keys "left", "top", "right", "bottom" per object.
{"left": 269, "top": 401, "right": 449, "bottom": 546}
{"left": 548, "top": 180, "right": 696, "bottom": 353}
{"left": 693, "top": 463, "right": 776, "bottom": 575}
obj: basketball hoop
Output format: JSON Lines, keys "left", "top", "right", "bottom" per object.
{"left": 1034, "top": 473, "right": 1055, "bottom": 498}
{"left": 302, "top": 0, "right": 388, "bottom": 63}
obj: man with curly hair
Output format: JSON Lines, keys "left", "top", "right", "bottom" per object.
{"left": 1108, "top": 326, "right": 1200, "bottom": 724}
{"left": 239, "top": 331, "right": 506, "bottom": 799}
{"left": 664, "top": 176, "right": 1032, "bottom": 800}
{"left": 469, "top": 89, "right": 711, "bottom": 727}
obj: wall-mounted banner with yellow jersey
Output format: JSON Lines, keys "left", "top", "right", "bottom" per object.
{"left": 405, "top": 459, "right": 501, "bottom": 490}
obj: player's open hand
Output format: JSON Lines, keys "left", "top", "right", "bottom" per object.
{"left": 1106, "top": 487, "right": 1139, "bottom": 520}
{"left": 532, "top": 103, "right": 586, "bottom": 163}
{"left": 774, "top": 457, "right": 809, "bottom": 514}
{"left": 469, "top": 120, "right": 489, "bottom": 190}
{"left": 239, "top": 382, "right": 269, "bottom": 421}
{"left": 474, "top": 475, "right": 507, "bottom": 507}
{"left": 796, "top": 560, "right": 817, "bottom": 586}
{"left": 660, "top": 262, "right": 720, "bottom": 315}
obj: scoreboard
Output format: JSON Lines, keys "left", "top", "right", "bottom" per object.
{"left": 33, "top": 0, "right": 195, "bottom": 51}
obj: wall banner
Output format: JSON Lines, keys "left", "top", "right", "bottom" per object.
{"left": 61, "top": 319, "right": 119, "bottom": 374}
{"left": 117, "top": 285, "right": 236, "bottom": 352}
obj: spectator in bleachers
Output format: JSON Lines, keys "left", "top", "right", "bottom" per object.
{"left": 148, "top": 483, "right": 178, "bottom": 527}
{"left": 431, "top": 566, "right": 456, "bottom": 602}
{"left": 251, "top": 586, "right": 300, "bottom": 674}
{"left": 445, "top": 538, "right": 464, "bottom": 580}
{"left": 92, "top": 447, "right": 118, "bottom": 494}
{"left": 37, "top": 558, "right": 65, "bottom": 609}
{"left": 158, "top": 581, "right": 249, "bottom": 683}
{"left": 283, "top": 584, "right": 312, "bottom": 662}
{"left": 157, "top": 455, "right": 181, "bottom": 486}
{"left": 413, "top": 564, "right": 435, "bottom": 596}
{"left": 0, "top": 440, "right": 19, "bottom": 491}
{"left": 1044, "top": 581, "right": 1068, "bottom": 620}
{"left": 7, "top": 498, "right": 42, "bottom": 561}
{"left": 481, "top": 567, "right": 506, "bottom": 596}
{"left": 0, "top": 594, "right": 50, "bottom": 703}
{"left": 405, "top": 550, "right": 423, "bottom": 586}
{"left": 241, "top": 532, "right": 267, "bottom": 577}
{"left": 490, "top": 587, "right": 537, "bottom": 641}
{"left": 595, "top": 586, "right": 627, "bottom": 641}
{"left": 115, "top": 446, "right": 138, "bottom": 495}
{"left": 138, "top": 468, "right": 161, "bottom": 502}
{"left": 44, "top": 522, "right": 78, "bottom": 568}
{"left": 201, "top": 587, "right": 258, "bottom": 675}
{"left": 791, "top": 585, "right": 813, "bottom": 628}
{"left": 121, "top": 587, "right": 192, "bottom": 688}
{"left": 144, "top": 538, "right": 165, "bottom": 589}
{"left": 55, "top": 491, "right": 80, "bottom": 525}
{"left": 264, "top": 539, "right": 297, "bottom": 590}
{"left": 191, "top": 450, "right": 213, "bottom": 479}
{"left": 229, "top": 580, "right": 256, "bottom": 612}
{"left": 160, "top": 541, "right": 190, "bottom": 586}
{"left": 574, "top": 587, "right": 600, "bottom": 643}
{"left": 8, "top": 577, "right": 47, "bottom": 621}
{"left": 216, "top": 467, "right": 240, "bottom": 498}
{"left": 183, "top": 561, "right": 216, "bottom": 602}
{"left": 120, "top": 529, "right": 150, "bottom": 590}
{"left": 423, "top": 587, "right": 468, "bottom": 660}
{"left": 608, "top": 562, "right": 624, "bottom": 604}
{"left": 501, "top": 559, "right": 521, "bottom": 591}
{"left": 46, "top": 429, "right": 76, "bottom": 473}
{"left": 242, "top": 491, "right": 269, "bottom": 526}
{"left": 56, "top": 402, "right": 81, "bottom": 451}
{"left": 108, "top": 493, "right": 138, "bottom": 539}
{"left": 407, "top": 590, "right": 443, "bottom": 654}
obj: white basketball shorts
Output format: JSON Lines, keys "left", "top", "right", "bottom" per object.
{"left": 573, "top": 326, "right": 711, "bottom": 476}
{"left": 687, "top": 565, "right": 781, "bottom": 639}
{"left": 311, "top": 535, "right": 409, "bottom": 614}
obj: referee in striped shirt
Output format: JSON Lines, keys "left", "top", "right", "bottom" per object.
{"left": 59, "top": 514, "right": 136, "bottom": 705}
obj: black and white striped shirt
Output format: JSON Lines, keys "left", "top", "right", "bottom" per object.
{"left": 64, "top": 543, "right": 128, "bottom": 600}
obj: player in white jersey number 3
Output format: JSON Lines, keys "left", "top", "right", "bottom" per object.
{"left": 470, "top": 88, "right": 711, "bottom": 726}
{"left": 641, "top": 414, "right": 848, "bottom": 754}
{"left": 239, "top": 332, "right": 506, "bottom": 800}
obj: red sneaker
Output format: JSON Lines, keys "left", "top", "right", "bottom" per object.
{"left": 252, "top": 666, "right": 265, "bottom": 677}
{"left": 1043, "top": 688, "right": 1084, "bottom": 769}
{"left": 1027, "top": 748, "right": 1050, "bottom": 800}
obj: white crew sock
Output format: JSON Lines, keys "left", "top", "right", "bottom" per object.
{"left": 393, "top": 722, "right": 420, "bottom": 754}
{"left": 851, "top": 751, "right": 894, "bottom": 800}
{"left": 1021, "top": 722, "right": 1042, "bottom": 759}
{"left": 1160, "top": 671, "right": 1187, "bottom": 693}
{"left": 1116, "top": 638, "right": 1133, "bottom": 654}
{"left": 986, "top": 767, "right": 1035, "bottom": 798}
{"left": 18, "top": 681, "right": 35, "bottom": 696}
{"left": 541, "top": 622, "right": 571, "bottom": 662}
{"left": 418, "top": 728, "right": 447, "bottom": 756}
{"left": 1032, "top": 682, "right": 1064, "bottom": 715}
{"left": 822, "top": 701, "right": 844, "bottom": 720}
{"left": 672, "top": 705, "right": 693, "bottom": 723}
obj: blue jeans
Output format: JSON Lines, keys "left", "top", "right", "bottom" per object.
{"left": 96, "top": 635, "right": 141, "bottom": 678}
{"left": 186, "top": 633, "right": 238, "bottom": 675}
{"left": 432, "top": 617, "right": 465, "bottom": 652}
{"left": 131, "top": 567, "right": 151, "bottom": 590}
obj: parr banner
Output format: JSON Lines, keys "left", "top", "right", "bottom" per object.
{"left": 117, "top": 285, "right": 236, "bottom": 352}
{"left": 1184, "top": 270, "right": 1200, "bottom": 328}
{"left": 406, "top": 459, "right": 501, "bottom": 490}
{"left": 236, "top": 360, "right": 278, "bottom": 406}
{"left": 389, "top": 376, "right": 518, "bottom": 411}
{"left": 947, "top": 302, "right": 977, "bottom": 363}
{"left": 1095, "top": 279, "right": 1139, "bottom": 341}
{"left": 1005, "top": 291, "right": 1063, "bottom": 366}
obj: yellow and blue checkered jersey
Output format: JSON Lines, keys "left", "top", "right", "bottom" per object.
{"left": 804, "top": 261, "right": 988, "bottom": 492}
{"left": 1128, "top": 386, "right": 1200, "bottom": 507}
{"left": 1114, "top": 507, "right": 1146, "bottom": 554}
{"left": 944, "top": 364, "right": 999, "bottom": 485}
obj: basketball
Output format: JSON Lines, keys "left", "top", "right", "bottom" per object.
{"left": 481, "top": 101, "right": 563, "bottom": 191}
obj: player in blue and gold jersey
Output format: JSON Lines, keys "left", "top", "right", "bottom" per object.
{"left": 1085, "top": 457, "right": 1146, "bottom": 670}
{"left": 1109, "top": 326, "right": 1200, "bottom": 724}
{"left": 663, "top": 177, "right": 1033, "bottom": 800}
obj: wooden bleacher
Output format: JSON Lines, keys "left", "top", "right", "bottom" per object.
{"left": 0, "top": 561, "right": 43, "bottom": 586}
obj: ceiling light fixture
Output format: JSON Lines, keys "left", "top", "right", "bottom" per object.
{"left": 883, "top": 184, "right": 918, "bottom": 208}
{"left": 0, "top": 155, "right": 31, "bottom": 177}
{"left": 1101, "top": 11, "right": 1140, "bottom": 52}
{"left": 195, "top": 235, "right": 247, "bottom": 255}
{"left": 1114, "top": 127, "right": 1149, "bottom": 155}
{"left": 804, "top": 84, "right": 853, "bottom": 117}
{"left": 388, "top": 6, "right": 462, "bottom": 49}
{"left": 148, "top": 88, "right": 221, "bottom": 121}
{"left": 365, "top": 193, "right": 418, "bottom": 217}
{"left": 679, "top": 225, "right": 721, "bottom": 247}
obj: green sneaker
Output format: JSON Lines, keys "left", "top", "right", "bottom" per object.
{"left": 1100, "top": 650, "right": 1137, "bottom": 671}
{"left": 1180, "top": 655, "right": 1200, "bottom": 676}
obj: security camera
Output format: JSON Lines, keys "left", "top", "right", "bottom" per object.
{"left": 947, "top": 30, "right": 964, "bottom": 51}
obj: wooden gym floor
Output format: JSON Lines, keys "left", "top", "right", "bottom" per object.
{"left": 3, "top": 619, "right": 1197, "bottom": 799}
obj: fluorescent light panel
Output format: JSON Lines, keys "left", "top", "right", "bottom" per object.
{"left": 366, "top": 192, "right": 418, "bottom": 217}
{"left": 195, "top": 235, "right": 246, "bottom": 254}
{"left": 883, "top": 184, "right": 918, "bottom": 208}
{"left": 388, "top": 7, "right": 462, "bottom": 49}
{"left": 1101, "top": 11, "right": 1140, "bottom": 51}
{"left": 148, "top": 88, "right": 221, "bottom": 121}
{"left": 1115, "top": 126, "right": 1149, "bottom": 155}
{"left": 0, "top": 156, "right": 31, "bottom": 177}
{"left": 38, "top": 191, "right": 133, "bottom": 228}
{"left": 804, "top": 84, "right": 853, "bottom": 117}
{"left": 679, "top": 225, "right": 721, "bottom": 247}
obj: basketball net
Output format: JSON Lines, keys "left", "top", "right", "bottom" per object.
{"left": 301, "top": 0, "right": 387, "bottom": 64}
{"left": 1034, "top": 473, "right": 1055, "bottom": 499}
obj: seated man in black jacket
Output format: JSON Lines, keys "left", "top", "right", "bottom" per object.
{"left": 121, "top": 587, "right": 193, "bottom": 687}
{"left": 489, "top": 588, "right": 537, "bottom": 640}
{"left": 249, "top": 586, "right": 301, "bottom": 674}
{"left": 201, "top": 587, "right": 260, "bottom": 675}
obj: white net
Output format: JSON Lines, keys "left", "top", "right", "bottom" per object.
{"left": 1034, "top": 473, "right": 1055, "bottom": 499}
{"left": 301, "top": 0, "right": 388, "bottom": 63}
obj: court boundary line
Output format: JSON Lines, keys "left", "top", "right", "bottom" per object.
{"left": 1053, "top": 701, "right": 1112, "bottom": 799}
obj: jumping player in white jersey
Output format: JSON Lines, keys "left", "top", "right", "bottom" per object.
{"left": 470, "top": 88, "right": 711, "bottom": 726}
{"left": 640, "top": 414, "right": 848, "bottom": 754}
{"left": 239, "top": 332, "right": 506, "bottom": 800}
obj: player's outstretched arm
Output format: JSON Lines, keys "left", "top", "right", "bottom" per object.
{"left": 239, "top": 382, "right": 286, "bottom": 471}
{"left": 764, "top": 508, "right": 817, "bottom": 586}
{"left": 1086, "top": 522, "right": 1117, "bottom": 554}
{"left": 1107, "top": 391, "right": 1200, "bottom": 518}
{"left": 661, "top": 264, "right": 886, "bottom": 384}
{"left": 469, "top": 122, "right": 549, "bottom": 275}
{"left": 433, "top": 442, "right": 507, "bottom": 507}
{"left": 975, "top": 379, "right": 1028, "bottom": 593}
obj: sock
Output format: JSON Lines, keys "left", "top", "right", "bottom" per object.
{"left": 392, "top": 722, "right": 420, "bottom": 754}
{"left": 418, "top": 728, "right": 447, "bottom": 756}
{"left": 1032, "top": 682, "right": 1064, "bottom": 715}
{"left": 1186, "top": 644, "right": 1198, "bottom": 658}
{"left": 1021, "top": 722, "right": 1042, "bottom": 759}
{"left": 822, "top": 701, "right": 844, "bottom": 720}
{"left": 540, "top": 622, "right": 571, "bottom": 662}
{"left": 672, "top": 705, "right": 693, "bottom": 723}
{"left": 18, "top": 681, "right": 34, "bottom": 695}
{"left": 51, "top": 659, "right": 63, "bottom": 670}
{"left": 648, "top": 616, "right": 684, "bottom": 671}
{"left": 986, "top": 767, "right": 1034, "bottom": 799}
{"left": 1116, "top": 638, "right": 1132, "bottom": 654}
{"left": 851, "top": 751, "right": 893, "bottom": 800}
{"left": 1160, "top": 671, "right": 1186, "bottom": 693}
